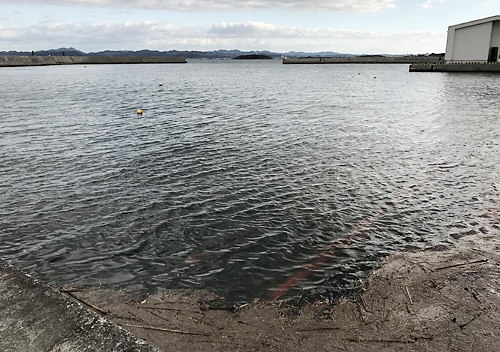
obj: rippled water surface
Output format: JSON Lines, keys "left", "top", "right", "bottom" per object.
{"left": 1, "top": 60, "right": 500, "bottom": 304}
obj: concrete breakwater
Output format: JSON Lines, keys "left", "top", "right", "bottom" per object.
{"left": 410, "top": 62, "right": 500, "bottom": 72}
{"left": 0, "top": 55, "right": 186, "bottom": 67}
{"left": 0, "top": 259, "right": 158, "bottom": 352}
{"left": 283, "top": 56, "right": 441, "bottom": 64}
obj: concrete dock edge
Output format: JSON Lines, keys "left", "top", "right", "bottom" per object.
{"left": 410, "top": 62, "right": 500, "bottom": 72}
{"left": 0, "top": 259, "right": 160, "bottom": 352}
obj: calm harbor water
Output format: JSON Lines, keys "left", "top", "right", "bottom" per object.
{"left": 1, "top": 60, "right": 499, "bottom": 304}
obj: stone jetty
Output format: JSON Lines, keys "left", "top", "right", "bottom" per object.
{"left": 283, "top": 56, "right": 441, "bottom": 64}
{"left": 0, "top": 55, "right": 186, "bottom": 67}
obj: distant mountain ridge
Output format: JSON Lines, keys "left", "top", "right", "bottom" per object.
{"left": 0, "top": 47, "right": 87, "bottom": 56}
{"left": 0, "top": 48, "right": 360, "bottom": 59}
{"left": 0, "top": 47, "right": 429, "bottom": 59}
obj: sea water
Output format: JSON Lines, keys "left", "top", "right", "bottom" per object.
{"left": 1, "top": 60, "right": 499, "bottom": 304}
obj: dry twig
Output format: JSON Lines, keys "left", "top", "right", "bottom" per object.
{"left": 471, "top": 289, "right": 481, "bottom": 303}
{"left": 488, "top": 209, "right": 499, "bottom": 216}
{"left": 137, "top": 306, "right": 181, "bottom": 311}
{"left": 459, "top": 315, "right": 479, "bottom": 329}
{"left": 359, "top": 295, "right": 371, "bottom": 312}
{"left": 57, "top": 288, "right": 82, "bottom": 293}
{"left": 405, "top": 286, "right": 413, "bottom": 304}
{"left": 62, "top": 291, "right": 107, "bottom": 315}
{"left": 436, "top": 259, "right": 488, "bottom": 271}
{"left": 346, "top": 338, "right": 415, "bottom": 344}
{"left": 119, "top": 323, "right": 210, "bottom": 336}
{"left": 295, "top": 327, "right": 341, "bottom": 333}
{"left": 147, "top": 310, "right": 170, "bottom": 323}
{"left": 188, "top": 316, "right": 218, "bottom": 328}
{"left": 196, "top": 340, "right": 250, "bottom": 347}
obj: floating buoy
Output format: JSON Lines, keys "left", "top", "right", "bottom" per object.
{"left": 84, "top": 66, "right": 87, "bottom": 68}
{"left": 137, "top": 110, "right": 143, "bottom": 114}
{"left": 358, "top": 73, "right": 361, "bottom": 75}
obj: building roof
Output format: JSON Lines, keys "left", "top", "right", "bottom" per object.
{"left": 449, "top": 15, "right": 500, "bottom": 30}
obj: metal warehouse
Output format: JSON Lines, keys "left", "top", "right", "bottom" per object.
{"left": 445, "top": 15, "right": 500, "bottom": 63}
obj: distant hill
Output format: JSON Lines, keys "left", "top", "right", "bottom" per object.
{"left": 85, "top": 49, "right": 283, "bottom": 59}
{"left": 0, "top": 47, "right": 86, "bottom": 56}
{"left": 284, "top": 51, "right": 352, "bottom": 58}
{"left": 0, "top": 48, "right": 418, "bottom": 59}
{"left": 234, "top": 54, "right": 273, "bottom": 60}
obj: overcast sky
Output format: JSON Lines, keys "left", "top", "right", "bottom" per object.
{"left": 0, "top": 0, "right": 498, "bottom": 54}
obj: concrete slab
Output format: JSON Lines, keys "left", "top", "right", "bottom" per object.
{"left": 0, "top": 259, "right": 160, "bottom": 352}
{"left": 410, "top": 62, "right": 500, "bottom": 72}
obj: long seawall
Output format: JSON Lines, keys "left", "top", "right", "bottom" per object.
{"left": 283, "top": 56, "right": 441, "bottom": 64}
{"left": 410, "top": 62, "right": 500, "bottom": 72}
{"left": 0, "top": 55, "right": 186, "bottom": 67}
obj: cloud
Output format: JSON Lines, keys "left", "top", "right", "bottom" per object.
{"left": 419, "top": 0, "right": 445, "bottom": 9}
{"left": 0, "top": 0, "right": 395, "bottom": 12}
{"left": 0, "top": 20, "right": 446, "bottom": 54}
{"left": 420, "top": 0, "right": 432, "bottom": 8}
{"left": 208, "top": 22, "right": 370, "bottom": 38}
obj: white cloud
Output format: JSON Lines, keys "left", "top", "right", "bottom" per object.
{"left": 0, "top": 20, "right": 446, "bottom": 54}
{"left": 419, "top": 0, "right": 445, "bottom": 9}
{"left": 420, "top": 0, "right": 432, "bottom": 8}
{"left": 208, "top": 22, "right": 368, "bottom": 38}
{"left": 0, "top": 0, "right": 395, "bottom": 12}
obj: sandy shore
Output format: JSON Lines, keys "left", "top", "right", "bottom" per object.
{"left": 65, "top": 233, "right": 500, "bottom": 352}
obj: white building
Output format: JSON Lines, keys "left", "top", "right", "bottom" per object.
{"left": 445, "top": 15, "right": 500, "bottom": 63}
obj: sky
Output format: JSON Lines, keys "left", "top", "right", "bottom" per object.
{"left": 0, "top": 0, "right": 498, "bottom": 54}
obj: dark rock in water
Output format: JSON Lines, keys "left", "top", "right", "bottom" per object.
{"left": 233, "top": 54, "right": 273, "bottom": 60}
